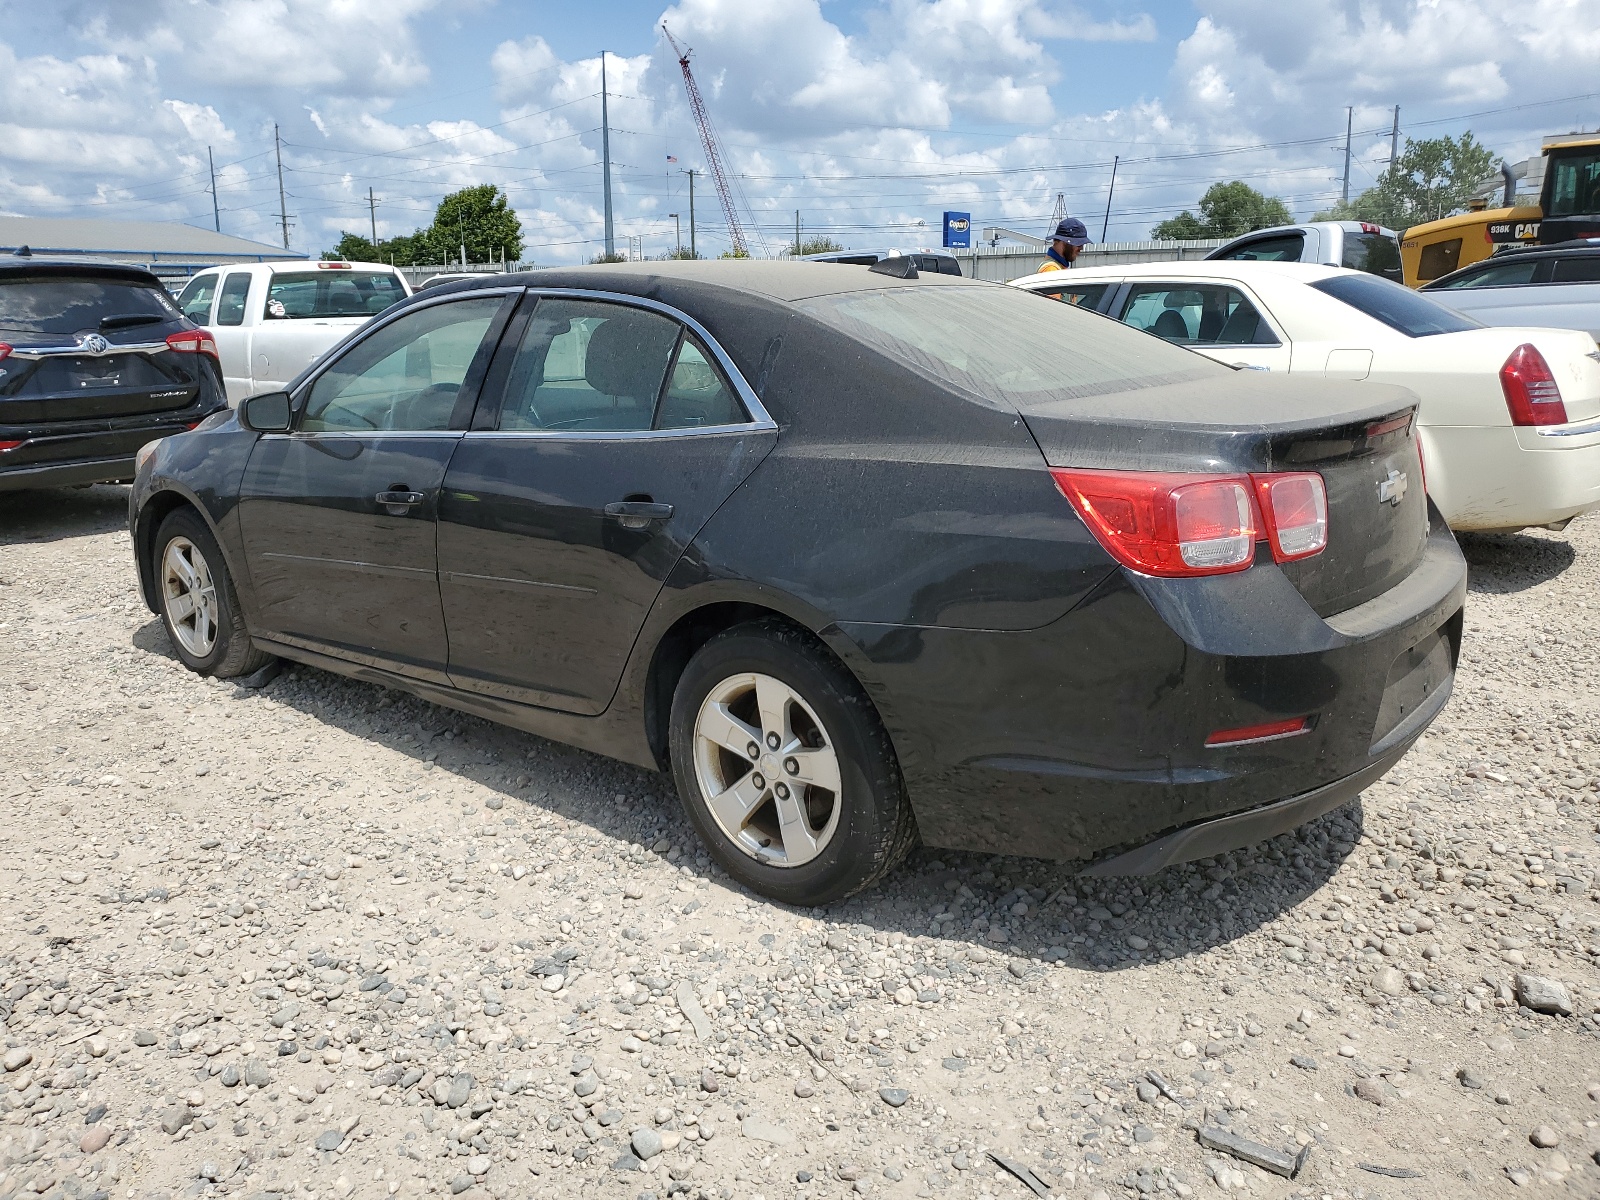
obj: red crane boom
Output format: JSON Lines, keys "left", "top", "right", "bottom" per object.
{"left": 662, "top": 24, "right": 748, "bottom": 257}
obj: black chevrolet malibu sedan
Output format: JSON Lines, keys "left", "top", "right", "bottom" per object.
{"left": 128, "top": 261, "right": 1466, "bottom": 905}
{"left": 1, "top": 258, "right": 227, "bottom": 490}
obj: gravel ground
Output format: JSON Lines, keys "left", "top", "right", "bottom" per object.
{"left": 0, "top": 483, "right": 1597, "bottom": 1200}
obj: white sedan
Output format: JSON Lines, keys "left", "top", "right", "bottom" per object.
{"left": 1010, "top": 260, "right": 1600, "bottom": 533}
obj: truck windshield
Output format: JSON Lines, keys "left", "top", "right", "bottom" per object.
{"left": 263, "top": 272, "right": 407, "bottom": 320}
{"left": 1546, "top": 149, "right": 1600, "bottom": 217}
{"left": 1311, "top": 274, "right": 1480, "bottom": 337}
{"left": 0, "top": 275, "right": 175, "bottom": 336}
{"left": 1340, "top": 232, "right": 1402, "bottom": 280}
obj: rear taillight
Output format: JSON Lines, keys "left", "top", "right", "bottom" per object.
{"left": 1500, "top": 343, "right": 1567, "bottom": 426}
{"left": 0, "top": 440, "right": 21, "bottom": 452}
{"left": 165, "top": 329, "right": 219, "bottom": 360}
{"left": 1052, "top": 468, "right": 1328, "bottom": 578}
{"left": 1415, "top": 433, "right": 1427, "bottom": 494}
{"left": 1253, "top": 472, "right": 1327, "bottom": 562}
{"left": 0, "top": 344, "right": 10, "bottom": 361}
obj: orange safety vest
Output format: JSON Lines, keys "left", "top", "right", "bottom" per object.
{"left": 1036, "top": 259, "right": 1065, "bottom": 273}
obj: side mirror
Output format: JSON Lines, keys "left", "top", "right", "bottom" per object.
{"left": 240, "top": 391, "right": 293, "bottom": 433}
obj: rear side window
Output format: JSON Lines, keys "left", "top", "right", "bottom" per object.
{"left": 175, "top": 274, "right": 218, "bottom": 323}
{"left": 0, "top": 275, "right": 176, "bottom": 336}
{"left": 1416, "top": 239, "right": 1462, "bottom": 282}
{"left": 215, "top": 273, "right": 251, "bottom": 326}
{"left": 1312, "top": 274, "right": 1479, "bottom": 337}
{"left": 796, "top": 284, "right": 1221, "bottom": 409}
{"left": 1216, "top": 233, "right": 1304, "bottom": 262}
{"left": 1118, "top": 283, "right": 1278, "bottom": 346}
{"left": 1340, "top": 232, "right": 1402, "bottom": 279}
{"left": 1432, "top": 259, "right": 1541, "bottom": 288}
{"left": 1552, "top": 256, "right": 1600, "bottom": 283}
{"left": 265, "top": 271, "right": 407, "bottom": 319}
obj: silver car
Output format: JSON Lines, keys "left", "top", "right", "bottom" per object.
{"left": 1420, "top": 241, "right": 1600, "bottom": 342}
{"left": 1206, "top": 220, "right": 1402, "bottom": 281}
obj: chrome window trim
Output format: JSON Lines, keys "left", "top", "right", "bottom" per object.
{"left": 258, "top": 430, "right": 465, "bottom": 441}
{"left": 7, "top": 340, "right": 170, "bottom": 360}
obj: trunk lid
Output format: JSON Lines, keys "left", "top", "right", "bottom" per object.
{"left": 1018, "top": 372, "right": 1428, "bottom": 616}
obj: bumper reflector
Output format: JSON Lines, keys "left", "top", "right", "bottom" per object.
{"left": 1205, "top": 717, "right": 1310, "bottom": 747}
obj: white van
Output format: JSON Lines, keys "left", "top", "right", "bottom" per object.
{"left": 173, "top": 261, "right": 411, "bottom": 403}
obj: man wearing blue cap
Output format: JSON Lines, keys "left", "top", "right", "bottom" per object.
{"left": 1038, "top": 216, "right": 1091, "bottom": 273}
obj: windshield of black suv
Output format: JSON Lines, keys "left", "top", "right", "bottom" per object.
{"left": 1311, "top": 273, "right": 1480, "bottom": 337}
{"left": 0, "top": 275, "right": 177, "bottom": 336}
{"left": 263, "top": 271, "right": 407, "bottom": 320}
{"left": 796, "top": 283, "right": 1223, "bottom": 408}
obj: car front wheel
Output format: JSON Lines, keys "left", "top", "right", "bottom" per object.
{"left": 669, "top": 620, "right": 916, "bottom": 906}
{"left": 154, "top": 507, "right": 271, "bottom": 678}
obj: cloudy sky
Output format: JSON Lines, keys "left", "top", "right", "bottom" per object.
{"left": 2, "top": 0, "right": 1598, "bottom": 262}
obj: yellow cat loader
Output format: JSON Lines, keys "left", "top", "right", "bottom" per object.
{"left": 1401, "top": 133, "right": 1600, "bottom": 286}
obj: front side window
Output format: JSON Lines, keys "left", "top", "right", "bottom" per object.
{"left": 1546, "top": 150, "right": 1600, "bottom": 218}
{"left": 1118, "top": 283, "right": 1277, "bottom": 346}
{"left": 1216, "top": 233, "right": 1304, "bottom": 262}
{"left": 302, "top": 296, "right": 503, "bottom": 433}
{"left": 1433, "top": 259, "right": 1541, "bottom": 289}
{"left": 264, "top": 271, "right": 408, "bottom": 320}
{"left": 497, "top": 299, "right": 685, "bottom": 433}
{"left": 1311, "top": 274, "right": 1479, "bottom": 337}
{"left": 0, "top": 275, "right": 176, "bottom": 336}
{"left": 175, "top": 274, "right": 218, "bottom": 324}
{"left": 215, "top": 273, "right": 252, "bottom": 327}
{"left": 1030, "top": 282, "right": 1110, "bottom": 310}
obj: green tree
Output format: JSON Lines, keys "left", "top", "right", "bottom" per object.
{"left": 1313, "top": 132, "right": 1497, "bottom": 231}
{"left": 1152, "top": 181, "right": 1293, "bottom": 240}
{"left": 325, "top": 185, "right": 523, "bottom": 267}
{"left": 787, "top": 235, "right": 843, "bottom": 256}
{"left": 590, "top": 252, "right": 629, "bottom": 264}
{"left": 660, "top": 247, "right": 700, "bottom": 260}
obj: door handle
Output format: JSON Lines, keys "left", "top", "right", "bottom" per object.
{"left": 376, "top": 489, "right": 426, "bottom": 515}
{"left": 604, "top": 500, "right": 674, "bottom": 529}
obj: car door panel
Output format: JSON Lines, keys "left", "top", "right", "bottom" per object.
{"left": 236, "top": 292, "right": 514, "bottom": 680}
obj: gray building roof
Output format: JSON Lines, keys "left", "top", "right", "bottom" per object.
{"left": 0, "top": 216, "right": 307, "bottom": 276}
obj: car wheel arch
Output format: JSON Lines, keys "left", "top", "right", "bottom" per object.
{"left": 135, "top": 488, "right": 237, "bottom": 614}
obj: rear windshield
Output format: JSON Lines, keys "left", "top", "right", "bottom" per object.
{"left": 1340, "top": 232, "right": 1402, "bottom": 280}
{"left": 264, "top": 271, "right": 407, "bottom": 319}
{"left": 0, "top": 275, "right": 177, "bottom": 336}
{"left": 795, "top": 284, "right": 1222, "bottom": 408}
{"left": 1311, "top": 274, "right": 1479, "bottom": 337}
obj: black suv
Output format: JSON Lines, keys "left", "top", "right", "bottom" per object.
{"left": 0, "top": 257, "right": 228, "bottom": 491}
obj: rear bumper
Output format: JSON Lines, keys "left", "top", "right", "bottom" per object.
{"left": 0, "top": 454, "right": 135, "bottom": 491}
{"left": 1423, "top": 421, "right": 1600, "bottom": 530}
{"left": 840, "top": 514, "right": 1466, "bottom": 864}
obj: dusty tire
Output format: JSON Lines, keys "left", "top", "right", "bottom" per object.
{"left": 153, "top": 507, "right": 271, "bottom": 679}
{"left": 669, "top": 620, "right": 916, "bottom": 906}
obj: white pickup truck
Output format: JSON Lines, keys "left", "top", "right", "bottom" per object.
{"left": 173, "top": 261, "right": 410, "bottom": 403}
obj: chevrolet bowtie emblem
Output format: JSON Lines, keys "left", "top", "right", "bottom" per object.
{"left": 1378, "top": 468, "right": 1408, "bottom": 506}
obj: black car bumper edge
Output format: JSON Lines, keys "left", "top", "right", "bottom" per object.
{"left": 0, "top": 455, "right": 136, "bottom": 491}
{"left": 1079, "top": 674, "right": 1451, "bottom": 878}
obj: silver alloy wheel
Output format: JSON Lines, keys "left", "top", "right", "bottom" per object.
{"left": 161, "top": 535, "right": 219, "bottom": 659}
{"left": 693, "top": 671, "right": 843, "bottom": 867}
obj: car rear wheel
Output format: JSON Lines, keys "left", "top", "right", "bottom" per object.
{"left": 154, "top": 508, "right": 271, "bottom": 678}
{"left": 669, "top": 620, "right": 916, "bottom": 906}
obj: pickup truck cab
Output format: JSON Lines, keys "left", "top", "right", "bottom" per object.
{"left": 174, "top": 261, "right": 409, "bottom": 403}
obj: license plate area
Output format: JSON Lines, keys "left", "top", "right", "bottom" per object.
{"left": 1371, "top": 624, "right": 1454, "bottom": 748}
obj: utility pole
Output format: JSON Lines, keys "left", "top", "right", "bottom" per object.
{"left": 794, "top": 209, "right": 801, "bottom": 256}
{"left": 600, "top": 50, "right": 615, "bottom": 258}
{"left": 1100, "top": 155, "right": 1119, "bottom": 242}
{"left": 1341, "top": 106, "right": 1353, "bottom": 205}
{"left": 669, "top": 213, "right": 680, "bottom": 255}
{"left": 274, "top": 123, "right": 290, "bottom": 249}
{"left": 1389, "top": 105, "right": 1401, "bottom": 173}
{"left": 686, "top": 168, "right": 697, "bottom": 259}
{"left": 207, "top": 146, "right": 220, "bottom": 232}
{"left": 368, "top": 187, "right": 379, "bottom": 248}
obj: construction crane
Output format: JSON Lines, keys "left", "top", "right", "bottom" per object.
{"left": 662, "top": 24, "right": 748, "bottom": 257}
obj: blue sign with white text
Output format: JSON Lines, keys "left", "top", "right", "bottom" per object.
{"left": 942, "top": 211, "right": 971, "bottom": 249}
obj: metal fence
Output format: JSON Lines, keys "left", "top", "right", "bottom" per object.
{"left": 955, "top": 239, "right": 1227, "bottom": 283}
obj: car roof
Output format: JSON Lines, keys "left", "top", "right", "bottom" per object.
{"left": 429, "top": 258, "right": 981, "bottom": 304}
{"left": 189, "top": 260, "right": 402, "bottom": 275}
{"left": 1214, "top": 220, "right": 1398, "bottom": 240}
{"left": 1011, "top": 260, "right": 1348, "bottom": 287}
